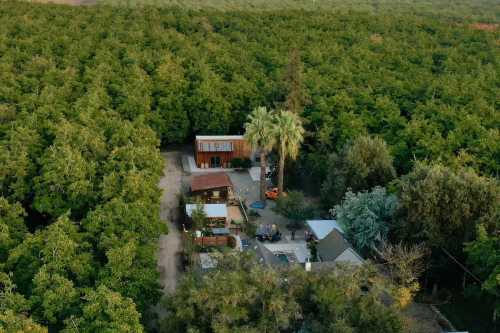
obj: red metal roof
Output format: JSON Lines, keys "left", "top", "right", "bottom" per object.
{"left": 190, "top": 173, "right": 233, "bottom": 192}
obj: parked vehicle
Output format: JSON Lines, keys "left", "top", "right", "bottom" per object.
{"left": 241, "top": 238, "right": 251, "bottom": 250}
{"left": 256, "top": 224, "right": 281, "bottom": 242}
{"left": 265, "top": 187, "right": 286, "bottom": 200}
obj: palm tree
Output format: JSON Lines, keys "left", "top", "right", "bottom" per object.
{"left": 244, "top": 106, "right": 276, "bottom": 201}
{"left": 274, "top": 110, "right": 304, "bottom": 195}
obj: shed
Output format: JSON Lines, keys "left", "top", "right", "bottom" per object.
{"left": 190, "top": 173, "right": 234, "bottom": 203}
{"left": 306, "top": 220, "right": 344, "bottom": 240}
{"left": 316, "top": 229, "right": 363, "bottom": 266}
{"left": 191, "top": 172, "right": 233, "bottom": 192}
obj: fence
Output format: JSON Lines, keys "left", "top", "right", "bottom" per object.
{"left": 194, "top": 235, "right": 236, "bottom": 248}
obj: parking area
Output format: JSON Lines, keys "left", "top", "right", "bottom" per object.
{"left": 228, "top": 170, "right": 306, "bottom": 242}
{"left": 181, "top": 163, "right": 307, "bottom": 242}
{"left": 180, "top": 149, "right": 310, "bottom": 263}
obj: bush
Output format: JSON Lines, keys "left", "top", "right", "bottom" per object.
{"left": 244, "top": 221, "right": 257, "bottom": 238}
{"left": 241, "top": 158, "right": 252, "bottom": 169}
{"left": 248, "top": 209, "right": 261, "bottom": 218}
{"left": 274, "top": 191, "right": 314, "bottom": 231}
{"left": 321, "top": 136, "right": 396, "bottom": 208}
{"left": 334, "top": 186, "right": 397, "bottom": 253}
{"left": 231, "top": 157, "right": 252, "bottom": 169}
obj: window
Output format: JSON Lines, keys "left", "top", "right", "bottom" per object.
{"left": 199, "top": 141, "right": 233, "bottom": 152}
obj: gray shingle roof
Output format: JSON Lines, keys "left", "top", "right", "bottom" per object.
{"left": 316, "top": 229, "right": 352, "bottom": 262}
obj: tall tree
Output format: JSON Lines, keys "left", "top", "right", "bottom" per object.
{"left": 161, "top": 254, "right": 301, "bottom": 333}
{"left": 380, "top": 243, "right": 428, "bottom": 308}
{"left": 244, "top": 107, "right": 277, "bottom": 201}
{"left": 396, "top": 163, "right": 499, "bottom": 250}
{"left": 0, "top": 273, "right": 47, "bottom": 333}
{"left": 464, "top": 225, "right": 500, "bottom": 322}
{"left": 321, "top": 136, "right": 396, "bottom": 207}
{"left": 396, "top": 163, "right": 499, "bottom": 293}
{"left": 0, "top": 198, "right": 27, "bottom": 261}
{"left": 274, "top": 110, "right": 304, "bottom": 194}
{"left": 334, "top": 186, "right": 398, "bottom": 253}
{"left": 162, "top": 255, "right": 405, "bottom": 333}
{"left": 62, "top": 285, "right": 143, "bottom": 333}
{"left": 274, "top": 190, "right": 313, "bottom": 231}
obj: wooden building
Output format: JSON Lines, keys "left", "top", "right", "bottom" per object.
{"left": 190, "top": 173, "right": 235, "bottom": 203}
{"left": 195, "top": 135, "right": 251, "bottom": 168}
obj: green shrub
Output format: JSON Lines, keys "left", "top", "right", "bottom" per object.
{"left": 231, "top": 157, "right": 251, "bottom": 169}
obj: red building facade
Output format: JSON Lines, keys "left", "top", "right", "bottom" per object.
{"left": 195, "top": 135, "right": 251, "bottom": 168}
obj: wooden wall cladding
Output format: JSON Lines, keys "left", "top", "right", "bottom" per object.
{"left": 195, "top": 139, "right": 251, "bottom": 168}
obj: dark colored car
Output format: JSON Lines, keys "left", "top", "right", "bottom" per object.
{"left": 241, "top": 238, "right": 251, "bottom": 250}
{"left": 256, "top": 224, "right": 281, "bottom": 242}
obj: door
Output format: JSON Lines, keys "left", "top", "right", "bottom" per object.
{"left": 210, "top": 156, "right": 221, "bottom": 168}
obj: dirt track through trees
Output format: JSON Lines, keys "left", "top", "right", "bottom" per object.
{"left": 157, "top": 151, "right": 182, "bottom": 293}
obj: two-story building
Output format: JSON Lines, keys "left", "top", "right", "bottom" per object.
{"left": 195, "top": 135, "right": 252, "bottom": 168}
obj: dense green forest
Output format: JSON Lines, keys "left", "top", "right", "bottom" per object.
{"left": 3, "top": 1, "right": 498, "bottom": 178}
{"left": 96, "top": 0, "right": 500, "bottom": 21}
{"left": 0, "top": 0, "right": 498, "bottom": 331}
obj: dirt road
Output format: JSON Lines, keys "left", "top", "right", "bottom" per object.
{"left": 157, "top": 151, "right": 182, "bottom": 294}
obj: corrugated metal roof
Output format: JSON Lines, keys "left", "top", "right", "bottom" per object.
{"left": 306, "top": 220, "right": 343, "bottom": 240}
{"left": 196, "top": 135, "right": 244, "bottom": 140}
{"left": 185, "top": 204, "right": 228, "bottom": 218}
{"left": 190, "top": 172, "right": 233, "bottom": 192}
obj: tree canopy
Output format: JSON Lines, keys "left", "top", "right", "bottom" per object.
{"left": 321, "top": 136, "right": 396, "bottom": 207}
{"left": 334, "top": 186, "right": 398, "bottom": 253}
{"left": 162, "top": 254, "right": 405, "bottom": 333}
{"left": 0, "top": 0, "right": 498, "bottom": 331}
{"left": 464, "top": 225, "right": 500, "bottom": 321}
{"left": 244, "top": 106, "right": 277, "bottom": 201}
{"left": 274, "top": 110, "right": 304, "bottom": 194}
{"left": 396, "top": 163, "right": 499, "bottom": 252}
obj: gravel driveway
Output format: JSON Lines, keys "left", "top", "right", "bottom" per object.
{"left": 157, "top": 151, "right": 182, "bottom": 294}
{"left": 228, "top": 171, "right": 302, "bottom": 241}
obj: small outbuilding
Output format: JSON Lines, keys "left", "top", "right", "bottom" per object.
{"left": 190, "top": 172, "right": 234, "bottom": 203}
